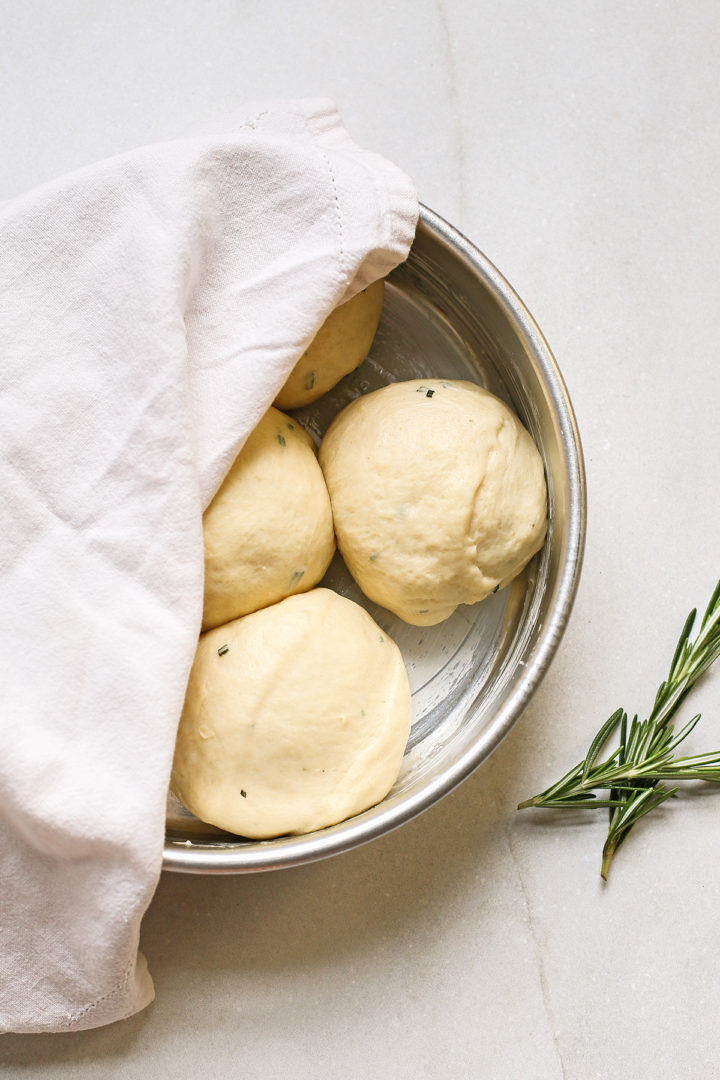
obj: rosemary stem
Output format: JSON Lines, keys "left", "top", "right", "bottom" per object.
{"left": 517, "top": 578, "right": 720, "bottom": 879}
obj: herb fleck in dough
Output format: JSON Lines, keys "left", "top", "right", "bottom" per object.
{"left": 172, "top": 589, "right": 411, "bottom": 838}
{"left": 318, "top": 378, "right": 548, "bottom": 626}
{"left": 201, "top": 406, "right": 334, "bottom": 631}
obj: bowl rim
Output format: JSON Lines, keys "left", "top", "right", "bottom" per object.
{"left": 163, "top": 203, "right": 587, "bottom": 874}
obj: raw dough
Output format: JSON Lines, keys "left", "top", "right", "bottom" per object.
{"left": 274, "top": 279, "right": 385, "bottom": 409}
{"left": 318, "top": 378, "right": 547, "bottom": 626}
{"left": 172, "top": 588, "right": 412, "bottom": 838}
{"left": 201, "top": 406, "right": 334, "bottom": 631}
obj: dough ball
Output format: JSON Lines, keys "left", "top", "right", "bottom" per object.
{"left": 274, "top": 279, "right": 385, "bottom": 409}
{"left": 202, "top": 407, "right": 335, "bottom": 631}
{"left": 172, "top": 588, "right": 412, "bottom": 838}
{"left": 318, "top": 379, "right": 547, "bottom": 626}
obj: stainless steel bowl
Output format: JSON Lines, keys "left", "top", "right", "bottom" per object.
{"left": 163, "top": 204, "right": 586, "bottom": 873}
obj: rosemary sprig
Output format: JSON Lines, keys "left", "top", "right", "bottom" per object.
{"left": 518, "top": 578, "right": 720, "bottom": 879}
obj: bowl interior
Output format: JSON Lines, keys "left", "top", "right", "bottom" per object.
{"left": 164, "top": 206, "right": 585, "bottom": 873}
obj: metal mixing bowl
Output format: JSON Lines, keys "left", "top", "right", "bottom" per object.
{"left": 163, "top": 204, "right": 586, "bottom": 873}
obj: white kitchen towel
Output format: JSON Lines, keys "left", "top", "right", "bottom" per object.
{"left": 0, "top": 99, "right": 418, "bottom": 1033}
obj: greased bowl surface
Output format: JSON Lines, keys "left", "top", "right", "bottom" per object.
{"left": 164, "top": 205, "right": 586, "bottom": 874}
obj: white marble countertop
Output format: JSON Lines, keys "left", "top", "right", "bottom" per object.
{"left": 2, "top": 2, "right": 719, "bottom": 1077}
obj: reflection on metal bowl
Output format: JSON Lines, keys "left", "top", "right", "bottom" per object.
{"left": 163, "top": 204, "right": 586, "bottom": 874}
